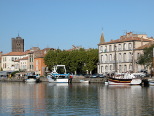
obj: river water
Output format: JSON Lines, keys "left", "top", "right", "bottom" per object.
{"left": 0, "top": 82, "right": 154, "bottom": 116}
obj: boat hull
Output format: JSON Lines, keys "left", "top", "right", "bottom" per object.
{"left": 25, "top": 79, "right": 36, "bottom": 83}
{"left": 148, "top": 79, "right": 154, "bottom": 85}
{"left": 108, "top": 77, "right": 141, "bottom": 85}
{"left": 48, "top": 78, "right": 68, "bottom": 83}
{"left": 80, "top": 80, "right": 89, "bottom": 83}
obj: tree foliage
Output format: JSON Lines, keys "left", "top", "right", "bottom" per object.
{"left": 137, "top": 44, "right": 154, "bottom": 69}
{"left": 44, "top": 48, "right": 98, "bottom": 74}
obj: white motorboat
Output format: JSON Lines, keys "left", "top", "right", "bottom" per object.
{"left": 148, "top": 79, "right": 154, "bottom": 85}
{"left": 79, "top": 80, "right": 89, "bottom": 83}
{"left": 25, "top": 75, "right": 40, "bottom": 83}
{"left": 47, "top": 65, "right": 69, "bottom": 83}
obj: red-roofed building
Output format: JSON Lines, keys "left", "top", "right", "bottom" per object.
{"left": 98, "top": 32, "right": 154, "bottom": 74}
{"left": 1, "top": 52, "right": 28, "bottom": 71}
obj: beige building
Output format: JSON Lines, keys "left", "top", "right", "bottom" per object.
{"left": 97, "top": 32, "right": 154, "bottom": 74}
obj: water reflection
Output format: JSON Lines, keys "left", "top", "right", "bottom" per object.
{"left": 98, "top": 85, "right": 154, "bottom": 116}
{"left": 0, "top": 82, "right": 154, "bottom": 115}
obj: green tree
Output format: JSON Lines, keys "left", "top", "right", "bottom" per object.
{"left": 44, "top": 48, "right": 98, "bottom": 75}
{"left": 137, "top": 44, "right": 154, "bottom": 69}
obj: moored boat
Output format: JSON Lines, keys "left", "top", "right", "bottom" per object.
{"left": 148, "top": 79, "right": 154, "bottom": 86}
{"left": 108, "top": 72, "right": 142, "bottom": 85}
{"left": 47, "top": 65, "right": 69, "bottom": 83}
{"left": 25, "top": 75, "right": 40, "bottom": 83}
{"left": 79, "top": 80, "right": 89, "bottom": 83}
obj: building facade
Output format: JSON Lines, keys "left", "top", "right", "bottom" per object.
{"left": 98, "top": 32, "right": 154, "bottom": 74}
{"left": 1, "top": 52, "right": 28, "bottom": 71}
{"left": 12, "top": 36, "right": 24, "bottom": 52}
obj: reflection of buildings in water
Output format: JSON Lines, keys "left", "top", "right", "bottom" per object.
{"left": 98, "top": 85, "right": 142, "bottom": 116}
{"left": 0, "top": 83, "right": 46, "bottom": 115}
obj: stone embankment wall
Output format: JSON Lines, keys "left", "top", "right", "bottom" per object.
{"left": 0, "top": 76, "right": 106, "bottom": 83}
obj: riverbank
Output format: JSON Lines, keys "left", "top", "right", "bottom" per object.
{"left": 0, "top": 76, "right": 106, "bottom": 83}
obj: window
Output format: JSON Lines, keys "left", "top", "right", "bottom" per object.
{"left": 128, "top": 43, "right": 132, "bottom": 50}
{"left": 123, "top": 43, "right": 127, "bottom": 50}
{"left": 104, "top": 46, "right": 107, "bottom": 52}
{"left": 124, "top": 65, "right": 127, "bottom": 72}
{"left": 118, "top": 44, "right": 122, "bottom": 51}
{"left": 110, "top": 65, "right": 112, "bottom": 71}
{"left": 101, "top": 66, "right": 104, "bottom": 73}
{"left": 100, "top": 46, "right": 103, "bottom": 52}
{"left": 129, "top": 52, "right": 132, "bottom": 61}
{"left": 129, "top": 64, "right": 132, "bottom": 71}
{"left": 105, "top": 65, "right": 108, "bottom": 72}
{"left": 101, "top": 55, "right": 103, "bottom": 63}
{"left": 119, "top": 53, "right": 122, "bottom": 62}
{"left": 119, "top": 65, "right": 122, "bottom": 73}
{"left": 12, "top": 57, "right": 14, "bottom": 61}
{"left": 109, "top": 45, "right": 112, "bottom": 51}
{"left": 123, "top": 53, "right": 126, "bottom": 62}
{"left": 109, "top": 54, "right": 112, "bottom": 61}
{"left": 105, "top": 54, "right": 108, "bottom": 62}
{"left": 36, "top": 60, "right": 38, "bottom": 65}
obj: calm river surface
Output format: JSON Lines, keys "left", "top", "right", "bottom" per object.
{"left": 0, "top": 82, "right": 154, "bottom": 116}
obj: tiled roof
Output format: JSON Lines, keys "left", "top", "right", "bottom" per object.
{"left": 3, "top": 52, "right": 25, "bottom": 56}
{"left": 98, "top": 37, "right": 154, "bottom": 45}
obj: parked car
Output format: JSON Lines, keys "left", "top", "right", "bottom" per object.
{"left": 84, "top": 74, "right": 91, "bottom": 78}
{"left": 98, "top": 74, "right": 106, "bottom": 78}
{"left": 90, "top": 74, "right": 99, "bottom": 78}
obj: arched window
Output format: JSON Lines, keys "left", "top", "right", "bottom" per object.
{"left": 129, "top": 52, "right": 132, "bottom": 62}
{"left": 12, "top": 57, "right": 14, "bottom": 61}
{"left": 123, "top": 53, "right": 126, "bottom": 62}
{"left": 105, "top": 54, "right": 108, "bottom": 63}
{"left": 109, "top": 54, "right": 112, "bottom": 62}
{"left": 105, "top": 65, "right": 108, "bottom": 72}
{"left": 101, "top": 55, "right": 103, "bottom": 63}
{"left": 109, "top": 45, "right": 112, "bottom": 51}
{"left": 119, "top": 65, "right": 122, "bottom": 73}
{"left": 124, "top": 65, "right": 127, "bottom": 72}
{"left": 104, "top": 46, "right": 107, "bottom": 52}
{"left": 128, "top": 43, "right": 132, "bottom": 50}
{"left": 137, "top": 53, "right": 140, "bottom": 58}
{"left": 119, "top": 53, "right": 122, "bottom": 62}
{"left": 110, "top": 65, "right": 112, "bottom": 71}
{"left": 101, "top": 66, "right": 104, "bottom": 73}
{"left": 123, "top": 43, "right": 127, "bottom": 50}
{"left": 129, "top": 64, "right": 132, "bottom": 71}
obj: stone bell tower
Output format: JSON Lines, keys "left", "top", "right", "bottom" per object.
{"left": 12, "top": 35, "right": 24, "bottom": 52}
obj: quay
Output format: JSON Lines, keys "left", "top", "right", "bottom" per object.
{"left": 0, "top": 76, "right": 106, "bottom": 83}
{"left": 0, "top": 76, "right": 153, "bottom": 85}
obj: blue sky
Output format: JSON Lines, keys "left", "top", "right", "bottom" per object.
{"left": 0, "top": 0, "right": 154, "bottom": 53}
